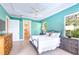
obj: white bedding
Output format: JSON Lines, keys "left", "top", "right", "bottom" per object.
{"left": 30, "top": 35, "right": 60, "bottom": 54}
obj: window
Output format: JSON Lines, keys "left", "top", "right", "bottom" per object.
{"left": 65, "top": 12, "right": 79, "bottom": 38}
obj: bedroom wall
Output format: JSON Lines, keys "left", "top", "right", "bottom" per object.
{"left": 31, "top": 21, "right": 41, "bottom": 35}
{"left": 42, "top": 4, "right": 79, "bottom": 36}
{"left": 0, "top": 4, "right": 42, "bottom": 39}
{"left": 10, "top": 16, "right": 42, "bottom": 39}
{"left": 0, "top": 5, "right": 9, "bottom": 34}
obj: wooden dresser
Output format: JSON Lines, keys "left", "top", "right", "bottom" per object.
{"left": 0, "top": 33, "right": 12, "bottom": 55}
{"left": 60, "top": 37, "right": 79, "bottom": 55}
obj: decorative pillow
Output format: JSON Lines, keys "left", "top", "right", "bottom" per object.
{"left": 49, "top": 32, "right": 52, "bottom": 36}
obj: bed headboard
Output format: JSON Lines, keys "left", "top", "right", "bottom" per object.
{"left": 47, "top": 30, "right": 60, "bottom": 33}
{"left": 47, "top": 30, "right": 62, "bottom": 37}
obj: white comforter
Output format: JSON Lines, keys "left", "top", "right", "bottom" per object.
{"left": 30, "top": 35, "right": 60, "bottom": 54}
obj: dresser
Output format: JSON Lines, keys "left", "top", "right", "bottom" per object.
{"left": 0, "top": 33, "right": 12, "bottom": 55}
{"left": 60, "top": 37, "right": 79, "bottom": 55}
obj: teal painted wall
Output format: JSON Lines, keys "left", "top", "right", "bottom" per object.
{"left": 42, "top": 4, "right": 79, "bottom": 36}
{"left": 31, "top": 21, "right": 41, "bottom": 35}
{"left": 0, "top": 5, "right": 9, "bottom": 21}
{"left": 0, "top": 5, "right": 9, "bottom": 33}
{"left": 19, "top": 20, "right": 23, "bottom": 39}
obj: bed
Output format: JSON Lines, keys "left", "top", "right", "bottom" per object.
{"left": 30, "top": 32, "right": 61, "bottom": 54}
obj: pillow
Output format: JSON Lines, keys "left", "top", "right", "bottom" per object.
{"left": 46, "top": 32, "right": 53, "bottom": 36}
{"left": 49, "top": 32, "right": 52, "bottom": 36}
{"left": 46, "top": 32, "right": 49, "bottom": 36}
{"left": 51, "top": 32, "right": 60, "bottom": 38}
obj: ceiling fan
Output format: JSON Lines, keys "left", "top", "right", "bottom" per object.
{"left": 29, "top": 7, "right": 42, "bottom": 18}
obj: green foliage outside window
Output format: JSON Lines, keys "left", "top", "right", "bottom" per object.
{"left": 71, "top": 29, "right": 79, "bottom": 38}
{"left": 65, "top": 13, "right": 79, "bottom": 38}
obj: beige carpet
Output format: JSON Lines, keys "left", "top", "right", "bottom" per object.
{"left": 9, "top": 41, "right": 72, "bottom": 55}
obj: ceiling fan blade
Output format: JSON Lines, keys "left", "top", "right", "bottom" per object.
{"left": 31, "top": 7, "right": 39, "bottom": 13}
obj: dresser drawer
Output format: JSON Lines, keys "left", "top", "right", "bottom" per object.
{"left": 61, "top": 37, "right": 79, "bottom": 55}
{"left": 0, "top": 39, "right": 4, "bottom": 45}
{"left": 70, "top": 39, "right": 77, "bottom": 44}
{"left": 60, "top": 43, "right": 65, "bottom": 49}
{"left": 71, "top": 47, "right": 78, "bottom": 54}
{"left": 68, "top": 39, "right": 78, "bottom": 48}
{"left": 0, "top": 34, "right": 12, "bottom": 55}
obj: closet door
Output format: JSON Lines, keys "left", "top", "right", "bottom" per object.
{"left": 8, "top": 20, "right": 20, "bottom": 41}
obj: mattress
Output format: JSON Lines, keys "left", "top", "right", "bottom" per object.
{"left": 30, "top": 35, "right": 60, "bottom": 48}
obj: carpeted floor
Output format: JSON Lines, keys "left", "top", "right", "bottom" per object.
{"left": 9, "top": 41, "right": 72, "bottom": 55}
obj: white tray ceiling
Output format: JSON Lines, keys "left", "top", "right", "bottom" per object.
{"left": 1, "top": 3, "right": 76, "bottom": 20}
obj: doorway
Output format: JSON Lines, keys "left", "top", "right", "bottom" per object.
{"left": 23, "top": 20, "right": 31, "bottom": 42}
{"left": 6, "top": 17, "right": 20, "bottom": 41}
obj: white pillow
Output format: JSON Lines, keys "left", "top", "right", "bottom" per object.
{"left": 46, "top": 32, "right": 49, "bottom": 36}
{"left": 51, "top": 33, "right": 60, "bottom": 38}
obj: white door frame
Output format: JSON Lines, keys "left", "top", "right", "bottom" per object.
{"left": 5, "top": 16, "right": 10, "bottom": 33}
{"left": 23, "top": 20, "right": 31, "bottom": 40}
